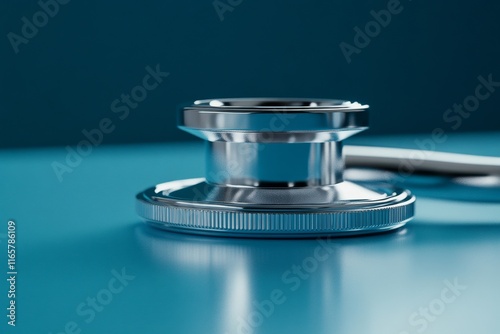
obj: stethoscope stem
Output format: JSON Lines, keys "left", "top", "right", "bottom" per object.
{"left": 345, "top": 146, "right": 500, "bottom": 177}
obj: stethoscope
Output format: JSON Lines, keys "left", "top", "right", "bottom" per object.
{"left": 136, "top": 98, "right": 500, "bottom": 238}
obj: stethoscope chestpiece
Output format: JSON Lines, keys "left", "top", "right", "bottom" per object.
{"left": 136, "top": 98, "right": 415, "bottom": 238}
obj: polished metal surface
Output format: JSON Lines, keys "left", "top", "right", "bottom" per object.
{"left": 345, "top": 145, "right": 500, "bottom": 176}
{"left": 136, "top": 178, "right": 415, "bottom": 237}
{"left": 206, "top": 141, "right": 344, "bottom": 186}
{"left": 137, "top": 98, "right": 416, "bottom": 237}
{"left": 179, "top": 98, "right": 369, "bottom": 143}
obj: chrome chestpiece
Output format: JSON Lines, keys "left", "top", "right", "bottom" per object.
{"left": 136, "top": 98, "right": 415, "bottom": 237}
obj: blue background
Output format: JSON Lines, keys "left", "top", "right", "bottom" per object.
{"left": 1, "top": 0, "right": 500, "bottom": 148}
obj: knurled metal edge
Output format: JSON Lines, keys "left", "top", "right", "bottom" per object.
{"left": 136, "top": 194, "right": 415, "bottom": 235}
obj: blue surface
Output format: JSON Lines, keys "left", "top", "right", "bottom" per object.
{"left": 1, "top": 133, "right": 499, "bottom": 333}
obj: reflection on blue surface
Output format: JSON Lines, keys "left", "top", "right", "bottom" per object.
{"left": 1, "top": 135, "right": 499, "bottom": 333}
{"left": 131, "top": 220, "right": 500, "bottom": 334}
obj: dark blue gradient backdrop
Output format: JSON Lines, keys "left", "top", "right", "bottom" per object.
{"left": 1, "top": 0, "right": 499, "bottom": 148}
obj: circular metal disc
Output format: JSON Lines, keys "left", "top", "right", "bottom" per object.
{"left": 136, "top": 178, "right": 415, "bottom": 238}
